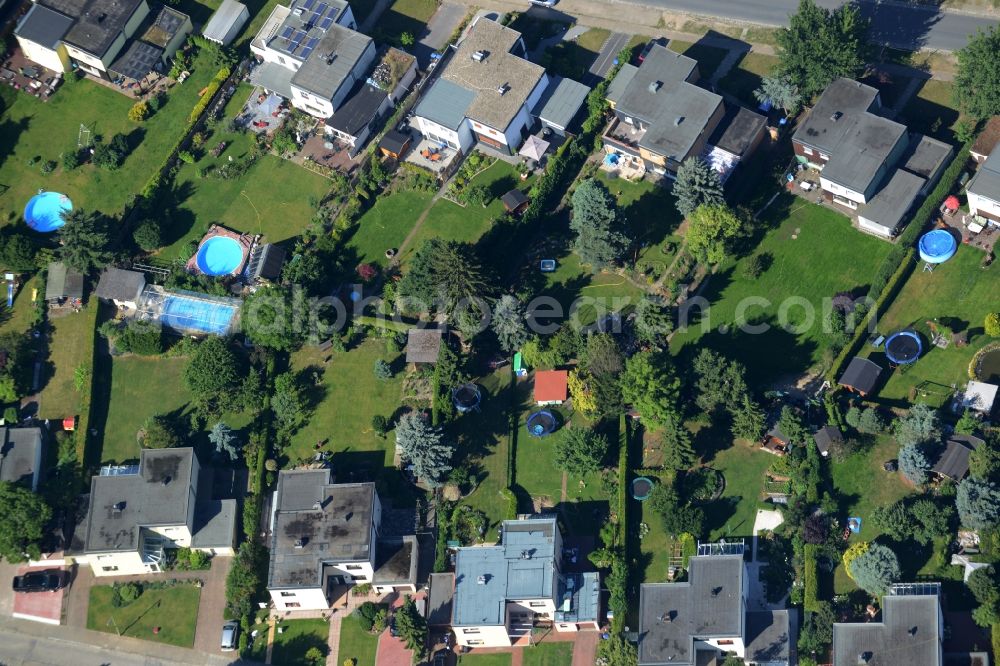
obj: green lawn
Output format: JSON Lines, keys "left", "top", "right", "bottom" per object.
{"left": 99, "top": 355, "right": 191, "bottom": 463}
{"left": 595, "top": 170, "right": 682, "bottom": 268}
{"left": 347, "top": 190, "right": 435, "bottom": 267}
{"left": 639, "top": 469, "right": 675, "bottom": 583}
{"left": 543, "top": 28, "right": 610, "bottom": 79}
{"left": 287, "top": 339, "right": 412, "bottom": 503}
{"left": 830, "top": 436, "right": 914, "bottom": 593}
{"left": 670, "top": 196, "right": 893, "bottom": 386}
{"left": 452, "top": 369, "right": 522, "bottom": 538}
{"left": 718, "top": 52, "right": 779, "bottom": 107}
{"left": 336, "top": 614, "right": 379, "bottom": 666}
{"left": 0, "top": 50, "right": 220, "bottom": 222}
{"left": 536, "top": 252, "right": 645, "bottom": 326}
{"left": 458, "top": 654, "right": 513, "bottom": 666}
{"left": 0, "top": 276, "right": 41, "bottom": 336}
{"left": 668, "top": 40, "right": 730, "bottom": 80}
{"left": 860, "top": 248, "right": 997, "bottom": 407}
{"left": 87, "top": 583, "right": 201, "bottom": 647}
{"left": 270, "top": 619, "right": 330, "bottom": 666}
{"left": 899, "top": 79, "right": 967, "bottom": 143}
{"left": 402, "top": 161, "right": 525, "bottom": 263}
{"left": 703, "top": 442, "right": 773, "bottom": 540}
{"left": 38, "top": 305, "right": 97, "bottom": 420}
{"left": 508, "top": 15, "right": 571, "bottom": 51}
{"left": 523, "top": 641, "right": 574, "bottom": 666}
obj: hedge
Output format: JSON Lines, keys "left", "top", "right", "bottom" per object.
{"left": 617, "top": 414, "right": 629, "bottom": 549}
{"left": 992, "top": 623, "right": 1000, "bottom": 661}
{"left": 188, "top": 66, "right": 231, "bottom": 124}
{"left": 803, "top": 543, "right": 820, "bottom": 612}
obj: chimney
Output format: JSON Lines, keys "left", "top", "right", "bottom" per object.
{"left": 477, "top": 575, "right": 487, "bottom": 585}
{"left": 497, "top": 83, "right": 509, "bottom": 96}
{"left": 831, "top": 111, "right": 843, "bottom": 122}
{"left": 294, "top": 539, "right": 305, "bottom": 549}
{"left": 521, "top": 550, "right": 531, "bottom": 560}
{"left": 674, "top": 116, "right": 683, "bottom": 126}
{"left": 472, "top": 50, "right": 487, "bottom": 62}
{"left": 648, "top": 80, "right": 661, "bottom": 94}
{"left": 161, "top": 475, "right": 171, "bottom": 486}
{"left": 113, "top": 501, "right": 126, "bottom": 512}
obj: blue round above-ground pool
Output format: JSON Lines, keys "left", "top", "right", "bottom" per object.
{"left": 24, "top": 191, "right": 72, "bottom": 232}
{"left": 885, "top": 330, "right": 923, "bottom": 365}
{"left": 195, "top": 236, "right": 246, "bottom": 276}
{"left": 632, "top": 477, "right": 654, "bottom": 501}
{"left": 919, "top": 229, "right": 958, "bottom": 264}
{"left": 526, "top": 410, "right": 557, "bottom": 437}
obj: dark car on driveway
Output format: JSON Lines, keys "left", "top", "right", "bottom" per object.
{"left": 12, "top": 569, "right": 68, "bottom": 593}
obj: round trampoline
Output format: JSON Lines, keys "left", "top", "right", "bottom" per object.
{"left": 526, "top": 410, "right": 557, "bottom": 437}
{"left": 452, "top": 383, "right": 482, "bottom": 413}
{"left": 885, "top": 330, "right": 922, "bottom": 365}
{"left": 196, "top": 236, "right": 245, "bottom": 276}
{"left": 632, "top": 477, "right": 654, "bottom": 501}
{"left": 918, "top": 229, "right": 957, "bottom": 264}
{"left": 24, "top": 191, "right": 72, "bottom": 232}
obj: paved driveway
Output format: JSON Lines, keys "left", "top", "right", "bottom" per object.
{"left": 414, "top": 2, "right": 468, "bottom": 68}
{"left": 585, "top": 32, "right": 630, "bottom": 86}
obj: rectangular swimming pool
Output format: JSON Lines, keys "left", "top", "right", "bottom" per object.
{"left": 161, "top": 294, "right": 238, "bottom": 335}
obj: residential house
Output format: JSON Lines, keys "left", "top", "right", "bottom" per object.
{"left": 793, "top": 78, "right": 952, "bottom": 237}
{"left": 832, "top": 583, "right": 943, "bottom": 666}
{"left": 962, "top": 380, "right": 998, "bottom": 415}
{"left": 838, "top": 356, "right": 883, "bottom": 396}
{"left": 0, "top": 426, "right": 45, "bottom": 492}
{"left": 324, "top": 48, "right": 416, "bottom": 156}
{"left": 451, "top": 516, "right": 600, "bottom": 647}
{"left": 534, "top": 370, "right": 568, "bottom": 406}
{"left": 95, "top": 267, "right": 145, "bottom": 309}
{"left": 16, "top": 0, "right": 152, "bottom": 78}
{"left": 638, "top": 544, "right": 795, "bottom": 665}
{"left": 250, "top": 0, "right": 375, "bottom": 119}
{"left": 971, "top": 117, "right": 1000, "bottom": 164}
{"left": 967, "top": 144, "right": 1000, "bottom": 227}
{"left": 932, "top": 434, "right": 985, "bottom": 482}
{"left": 413, "top": 17, "right": 550, "bottom": 155}
{"left": 604, "top": 44, "right": 764, "bottom": 180}
{"left": 266, "top": 471, "right": 418, "bottom": 611}
{"left": 67, "top": 448, "right": 237, "bottom": 576}
{"left": 44, "top": 261, "right": 83, "bottom": 306}
{"left": 202, "top": 0, "right": 249, "bottom": 46}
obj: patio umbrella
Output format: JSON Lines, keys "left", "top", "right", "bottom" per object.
{"left": 944, "top": 195, "right": 960, "bottom": 210}
{"left": 519, "top": 135, "right": 550, "bottom": 162}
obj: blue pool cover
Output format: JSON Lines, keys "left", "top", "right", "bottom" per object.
{"left": 161, "top": 294, "right": 237, "bottom": 335}
{"left": 918, "top": 229, "right": 957, "bottom": 264}
{"left": 196, "top": 236, "right": 245, "bottom": 276}
{"left": 24, "top": 192, "right": 72, "bottom": 232}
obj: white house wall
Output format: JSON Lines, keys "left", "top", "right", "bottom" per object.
{"left": 969, "top": 190, "right": 1000, "bottom": 219}
{"left": 271, "top": 586, "right": 329, "bottom": 611}
{"left": 454, "top": 624, "right": 511, "bottom": 647}
{"left": 819, "top": 176, "right": 867, "bottom": 205}
{"left": 415, "top": 116, "right": 472, "bottom": 152}
{"left": 88, "top": 551, "right": 148, "bottom": 576}
{"left": 17, "top": 38, "right": 67, "bottom": 73}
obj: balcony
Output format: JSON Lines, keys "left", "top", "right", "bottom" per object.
{"left": 603, "top": 117, "right": 646, "bottom": 154}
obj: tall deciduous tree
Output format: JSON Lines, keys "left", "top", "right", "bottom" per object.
{"left": 184, "top": 336, "right": 242, "bottom": 410}
{"left": 395, "top": 412, "right": 454, "bottom": 487}
{"left": 0, "top": 482, "right": 51, "bottom": 562}
{"left": 776, "top": 0, "right": 869, "bottom": 98}
{"left": 555, "top": 426, "right": 609, "bottom": 475}
{"left": 754, "top": 74, "right": 801, "bottom": 114}
{"left": 621, "top": 350, "right": 681, "bottom": 428}
{"left": 693, "top": 349, "right": 749, "bottom": 413}
{"left": 672, "top": 157, "right": 724, "bottom": 217}
{"left": 955, "top": 27, "right": 1000, "bottom": 119}
{"left": 686, "top": 204, "right": 743, "bottom": 265}
{"left": 57, "top": 209, "right": 112, "bottom": 271}
{"left": 241, "top": 285, "right": 305, "bottom": 351}
{"left": 492, "top": 294, "right": 529, "bottom": 353}
{"left": 570, "top": 178, "right": 629, "bottom": 269}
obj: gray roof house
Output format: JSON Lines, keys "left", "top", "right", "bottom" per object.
{"left": 95, "top": 268, "right": 146, "bottom": 307}
{"left": 968, "top": 143, "right": 1000, "bottom": 224}
{"left": 325, "top": 81, "right": 392, "bottom": 157}
{"left": 833, "top": 583, "right": 943, "bottom": 666}
{"left": 932, "top": 434, "right": 985, "bottom": 481}
{"left": 793, "top": 78, "right": 952, "bottom": 236}
{"left": 250, "top": 0, "right": 374, "bottom": 119}
{"left": 68, "top": 448, "right": 236, "bottom": 576}
{"left": 639, "top": 549, "right": 794, "bottom": 665}
{"left": 0, "top": 427, "right": 44, "bottom": 492}
{"left": 202, "top": 0, "right": 249, "bottom": 46}
{"left": 267, "top": 471, "right": 418, "bottom": 611}
{"left": 451, "top": 516, "right": 601, "bottom": 647}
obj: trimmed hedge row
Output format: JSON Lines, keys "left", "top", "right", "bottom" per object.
{"left": 617, "top": 414, "right": 628, "bottom": 548}
{"left": 804, "top": 543, "right": 820, "bottom": 612}
{"left": 188, "top": 66, "right": 231, "bottom": 123}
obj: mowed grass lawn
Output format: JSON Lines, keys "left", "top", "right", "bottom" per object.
{"left": 336, "top": 614, "right": 379, "bottom": 666}
{"left": 719, "top": 52, "right": 780, "bottom": 107}
{"left": 0, "top": 50, "right": 220, "bottom": 222}
{"left": 99, "top": 355, "right": 190, "bottom": 463}
{"left": 347, "top": 190, "right": 435, "bottom": 267}
{"left": 861, "top": 248, "right": 998, "bottom": 407}
{"left": 537, "top": 252, "right": 645, "bottom": 326}
{"left": 523, "top": 641, "right": 574, "bottom": 666}
{"left": 87, "top": 583, "right": 200, "bottom": 647}
{"left": 595, "top": 170, "right": 682, "bottom": 267}
{"left": 670, "top": 196, "right": 893, "bottom": 386}
{"left": 704, "top": 443, "right": 773, "bottom": 540}
{"left": 38, "top": 305, "right": 97, "bottom": 420}
{"left": 899, "top": 79, "right": 967, "bottom": 143}
{"left": 0, "top": 276, "right": 40, "bottom": 336}
{"left": 459, "top": 654, "right": 513, "bottom": 666}
{"left": 270, "top": 619, "right": 330, "bottom": 666}
{"left": 376, "top": 0, "right": 439, "bottom": 39}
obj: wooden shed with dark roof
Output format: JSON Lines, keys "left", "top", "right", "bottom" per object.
{"left": 501, "top": 189, "right": 530, "bottom": 214}
{"left": 838, "top": 356, "right": 883, "bottom": 396}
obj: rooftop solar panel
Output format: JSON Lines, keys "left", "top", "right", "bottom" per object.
{"left": 319, "top": 15, "right": 333, "bottom": 29}
{"left": 281, "top": 26, "right": 293, "bottom": 39}
{"left": 302, "top": 0, "right": 315, "bottom": 9}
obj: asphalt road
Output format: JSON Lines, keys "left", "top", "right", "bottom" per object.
{"left": 637, "top": 0, "right": 998, "bottom": 51}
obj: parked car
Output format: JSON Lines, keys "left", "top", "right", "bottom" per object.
{"left": 12, "top": 569, "right": 68, "bottom": 593}
{"left": 221, "top": 621, "right": 239, "bottom": 651}
{"left": 529, "top": 0, "right": 557, "bottom": 6}
{"left": 638, "top": 37, "right": 668, "bottom": 62}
